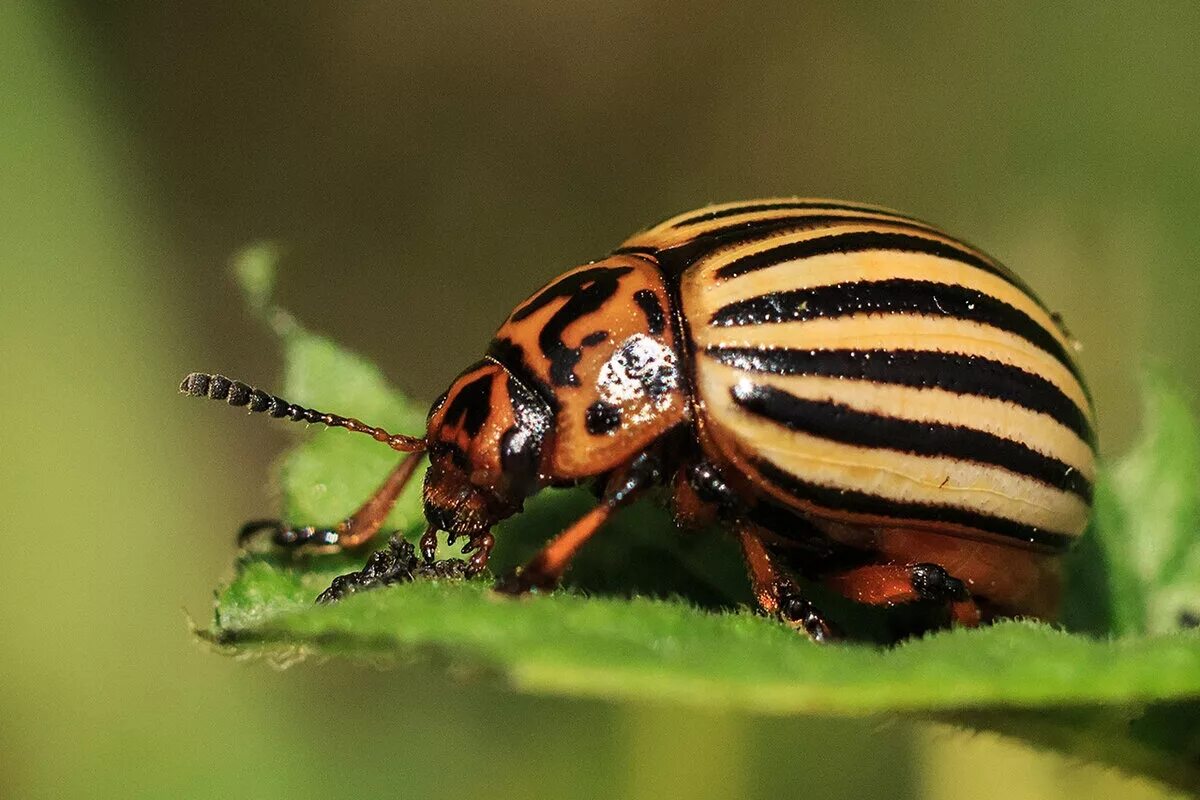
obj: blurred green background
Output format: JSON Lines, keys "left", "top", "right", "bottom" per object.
{"left": 2, "top": 3, "right": 1197, "bottom": 798}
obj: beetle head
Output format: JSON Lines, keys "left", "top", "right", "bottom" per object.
{"left": 422, "top": 360, "right": 553, "bottom": 535}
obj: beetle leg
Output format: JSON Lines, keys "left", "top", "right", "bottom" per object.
{"left": 415, "top": 527, "right": 493, "bottom": 575}
{"left": 419, "top": 526, "right": 440, "bottom": 564}
{"left": 463, "top": 531, "right": 495, "bottom": 576}
{"left": 736, "top": 520, "right": 834, "bottom": 642}
{"left": 495, "top": 451, "right": 662, "bottom": 595}
{"left": 822, "top": 562, "right": 982, "bottom": 627}
{"left": 238, "top": 451, "right": 424, "bottom": 552}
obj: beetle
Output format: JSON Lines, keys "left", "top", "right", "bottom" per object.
{"left": 182, "top": 198, "right": 1095, "bottom": 640}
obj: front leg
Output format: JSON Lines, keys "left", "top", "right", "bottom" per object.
{"left": 239, "top": 451, "right": 424, "bottom": 552}
{"left": 422, "top": 527, "right": 496, "bottom": 577}
{"left": 239, "top": 519, "right": 345, "bottom": 550}
{"left": 495, "top": 450, "right": 663, "bottom": 595}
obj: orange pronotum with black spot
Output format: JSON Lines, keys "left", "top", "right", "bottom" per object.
{"left": 183, "top": 198, "right": 1096, "bottom": 640}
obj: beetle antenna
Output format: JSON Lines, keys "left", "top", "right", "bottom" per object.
{"left": 179, "top": 372, "right": 426, "bottom": 453}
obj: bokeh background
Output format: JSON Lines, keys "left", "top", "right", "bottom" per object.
{"left": 3, "top": 3, "right": 1198, "bottom": 798}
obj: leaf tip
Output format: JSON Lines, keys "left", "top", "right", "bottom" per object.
{"left": 231, "top": 241, "right": 298, "bottom": 336}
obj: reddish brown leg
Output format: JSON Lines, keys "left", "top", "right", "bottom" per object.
{"left": 823, "top": 563, "right": 982, "bottom": 627}
{"left": 421, "top": 527, "right": 495, "bottom": 577}
{"left": 736, "top": 520, "right": 834, "bottom": 642}
{"left": 239, "top": 451, "right": 424, "bottom": 551}
{"left": 464, "top": 531, "right": 495, "bottom": 575}
{"left": 495, "top": 452, "right": 661, "bottom": 594}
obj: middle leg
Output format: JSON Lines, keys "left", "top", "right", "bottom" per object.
{"left": 736, "top": 519, "right": 834, "bottom": 642}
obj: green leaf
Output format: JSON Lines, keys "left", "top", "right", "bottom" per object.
{"left": 1111, "top": 374, "right": 1200, "bottom": 635}
{"left": 1062, "top": 372, "right": 1200, "bottom": 640}
{"left": 204, "top": 249, "right": 1200, "bottom": 793}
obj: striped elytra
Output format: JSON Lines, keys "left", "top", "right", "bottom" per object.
{"left": 620, "top": 200, "right": 1094, "bottom": 554}
{"left": 185, "top": 197, "right": 1094, "bottom": 638}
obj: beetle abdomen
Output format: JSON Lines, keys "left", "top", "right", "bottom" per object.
{"left": 628, "top": 200, "right": 1096, "bottom": 552}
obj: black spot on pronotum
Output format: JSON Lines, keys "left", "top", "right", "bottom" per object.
{"left": 582, "top": 330, "right": 609, "bottom": 347}
{"left": 633, "top": 289, "right": 666, "bottom": 334}
{"left": 487, "top": 338, "right": 560, "bottom": 413}
{"left": 585, "top": 401, "right": 622, "bottom": 435}
{"left": 1179, "top": 610, "right": 1200, "bottom": 629}
{"left": 511, "top": 265, "right": 635, "bottom": 386}
{"left": 442, "top": 370, "right": 495, "bottom": 437}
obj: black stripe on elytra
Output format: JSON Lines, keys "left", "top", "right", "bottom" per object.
{"left": 709, "top": 278, "right": 1083, "bottom": 386}
{"left": 713, "top": 230, "right": 1035, "bottom": 302}
{"left": 612, "top": 245, "right": 658, "bottom": 258}
{"left": 749, "top": 456, "right": 1075, "bottom": 552}
{"left": 486, "top": 338, "right": 560, "bottom": 413}
{"left": 633, "top": 289, "right": 666, "bottom": 334}
{"left": 705, "top": 346, "right": 1095, "bottom": 447}
{"left": 670, "top": 201, "right": 933, "bottom": 229}
{"left": 731, "top": 383, "right": 1092, "bottom": 500}
{"left": 441, "top": 370, "right": 495, "bottom": 438}
{"left": 685, "top": 213, "right": 940, "bottom": 243}
{"left": 619, "top": 215, "right": 937, "bottom": 277}
{"left": 512, "top": 265, "right": 634, "bottom": 386}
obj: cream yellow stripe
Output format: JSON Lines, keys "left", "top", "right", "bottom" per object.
{"left": 688, "top": 249, "right": 1074, "bottom": 355}
{"left": 683, "top": 222, "right": 1001, "bottom": 278}
{"left": 699, "top": 359, "right": 1095, "bottom": 480}
{"left": 701, "top": 397, "right": 1089, "bottom": 537}
{"left": 692, "top": 314, "right": 1091, "bottom": 416}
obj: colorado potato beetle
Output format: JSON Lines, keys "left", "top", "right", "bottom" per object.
{"left": 183, "top": 198, "right": 1094, "bottom": 640}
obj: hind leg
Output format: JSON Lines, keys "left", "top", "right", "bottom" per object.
{"left": 822, "top": 562, "right": 982, "bottom": 627}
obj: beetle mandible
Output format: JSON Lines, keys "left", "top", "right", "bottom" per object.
{"left": 182, "top": 198, "right": 1095, "bottom": 641}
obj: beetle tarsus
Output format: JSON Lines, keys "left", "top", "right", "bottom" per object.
{"left": 237, "top": 518, "right": 344, "bottom": 550}
{"left": 419, "top": 526, "right": 439, "bottom": 565}
{"left": 775, "top": 584, "right": 837, "bottom": 642}
{"left": 493, "top": 564, "right": 558, "bottom": 596}
{"left": 909, "top": 563, "right": 969, "bottom": 603}
{"left": 909, "top": 562, "right": 982, "bottom": 628}
{"left": 465, "top": 531, "right": 495, "bottom": 576}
